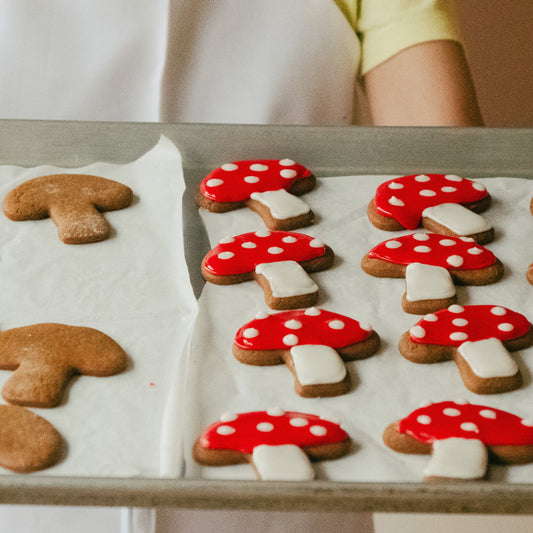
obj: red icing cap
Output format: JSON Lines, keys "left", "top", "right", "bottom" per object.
{"left": 200, "top": 159, "right": 312, "bottom": 203}
{"left": 408, "top": 304, "right": 531, "bottom": 346}
{"left": 374, "top": 174, "right": 488, "bottom": 229}
{"left": 367, "top": 233, "right": 496, "bottom": 270}
{"left": 398, "top": 400, "right": 533, "bottom": 446}
{"left": 203, "top": 230, "right": 327, "bottom": 276}
{"left": 234, "top": 308, "right": 372, "bottom": 350}
{"left": 199, "top": 409, "right": 348, "bottom": 453}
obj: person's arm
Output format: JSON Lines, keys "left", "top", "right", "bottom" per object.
{"left": 363, "top": 39, "right": 484, "bottom": 126}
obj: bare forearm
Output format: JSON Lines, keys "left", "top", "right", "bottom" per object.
{"left": 363, "top": 40, "right": 483, "bottom": 126}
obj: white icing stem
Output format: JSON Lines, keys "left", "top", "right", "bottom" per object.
{"left": 250, "top": 189, "right": 310, "bottom": 220}
{"left": 424, "top": 437, "right": 487, "bottom": 479}
{"left": 289, "top": 345, "right": 346, "bottom": 385}
{"left": 255, "top": 261, "right": 318, "bottom": 297}
{"left": 422, "top": 203, "right": 492, "bottom": 235}
{"left": 405, "top": 263, "right": 456, "bottom": 301}
{"left": 458, "top": 338, "right": 518, "bottom": 378}
{"left": 252, "top": 444, "right": 315, "bottom": 481}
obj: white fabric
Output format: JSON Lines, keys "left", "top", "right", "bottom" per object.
{"left": 0, "top": 0, "right": 360, "bottom": 124}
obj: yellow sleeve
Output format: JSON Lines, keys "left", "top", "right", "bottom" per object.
{"left": 355, "top": 0, "right": 461, "bottom": 75}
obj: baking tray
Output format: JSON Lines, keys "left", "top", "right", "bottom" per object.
{"left": 0, "top": 119, "right": 532, "bottom": 513}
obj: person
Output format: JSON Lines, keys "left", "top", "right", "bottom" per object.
{"left": 0, "top": 1, "right": 483, "bottom": 532}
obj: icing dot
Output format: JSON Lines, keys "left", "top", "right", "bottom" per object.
{"left": 255, "top": 230, "right": 271, "bottom": 238}
{"left": 305, "top": 307, "right": 321, "bottom": 316}
{"left": 443, "top": 408, "right": 461, "bottom": 417}
{"left": 250, "top": 163, "right": 268, "bottom": 171}
{"left": 410, "top": 326, "right": 426, "bottom": 339}
{"left": 280, "top": 169, "right": 297, "bottom": 179}
{"left": 450, "top": 332, "right": 469, "bottom": 341}
{"left": 455, "top": 399, "right": 469, "bottom": 405}
{"left": 241, "top": 241, "right": 257, "bottom": 249}
{"left": 283, "top": 334, "right": 299, "bottom": 346}
{"left": 268, "top": 247, "right": 284, "bottom": 255}
{"left": 282, "top": 236, "right": 297, "bottom": 244}
{"left": 256, "top": 311, "right": 269, "bottom": 319}
{"left": 441, "top": 186, "right": 457, "bottom": 193}
{"left": 328, "top": 320, "right": 345, "bottom": 330}
{"left": 309, "top": 425, "right": 327, "bottom": 437}
{"left": 423, "top": 314, "right": 438, "bottom": 322}
{"left": 473, "top": 182, "right": 486, "bottom": 191}
{"left": 206, "top": 178, "right": 224, "bottom": 187}
{"left": 279, "top": 159, "right": 296, "bottom": 166}
{"left": 419, "top": 189, "right": 437, "bottom": 197}
{"left": 219, "top": 236, "right": 235, "bottom": 244}
{"left": 417, "top": 415, "right": 431, "bottom": 425}
{"left": 452, "top": 318, "right": 469, "bottom": 327}
{"left": 414, "top": 246, "right": 431, "bottom": 253}
{"left": 415, "top": 174, "right": 431, "bottom": 182}
{"left": 244, "top": 175, "right": 260, "bottom": 184}
{"left": 467, "top": 247, "right": 483, "bottom": 255}
{"left": 448, "top": 305, "right": 465, "bottom": 313}
{"left": 289, "top": 417, "right": 309, "bottom": 427}
{"left": 447, "top": 255, "right": 464, "bottom": 267}
{"left": 267, "top": 407, "right": 285, "bottom": 417}
{"left": 221, "top": 163, "right": 238, "bottom": 171}
{"left": 257, "top": 422, "right": 274, "bottom": 432}
{"left": 413, "top": 233, "right": 430, "bottom": 241}
{"left": 309, "top": 238, "right": 325, "bottom": 248}
{"left": 218, "top": 251, "right": 234, "bottom": 260}
{"left": 445, "top": 174, "right": 463, "bottom": 182}
{"left": 389, "top": 196, "right": 404, "bottom": 207}
{"left": 219, "top": 413, "right": 238, "bottom": 422}
{"left": 521, "top": 419, "right": 533, "bottom": 427}
{"left": 460, "top": 237, "right": 475, "bottom": 242}
{"left": 419, "top": 400, "right": 433, "bottom": 407}
{"left": 284, "top": 319, "right": 303, "bottom": 330}
{"left": 359, "top": 321, "right": 373, "bottom": 332}
{"left": 388, "top": 182, "right": 404, "bottom": 190}
{"left": 491, "top": 307, "right": 507, "bottom": 316}
{"left": 498, "top": 323, "right": 514, "bottom": 332}
{"left": 243, "top": 328, "right": 259, "bottom": 339}
{"left": 217, "top": 425, "right": 236, "bottom": 436}
{"left": 479, "top": 409, "right": 497, "bottom": 419}
{"left": 460, "top": 422, "right": 479, "bottom": 432}
{"left": 439, "top": 239, "right": 456, "bottom": 247}
{"left": 385, "top": 240, "right": 402, "bottom": 249}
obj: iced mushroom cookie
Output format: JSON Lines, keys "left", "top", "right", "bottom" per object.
{"left": 233, "top": 308, "right": 380, "bottom": 397}
{"left": 3, "top": 174, "right": 133, "bottom": 244}
{"left": 202, "top": 230, "right": 334, "bottom": 310}
{"left": 193, "top": 409, "right": 351, "bottom": 480}
{"left": 198, "top": 159, "right": 315, "bottom": 230}
{"left": 383, "top": 400, "right": 533, "bottom": 480}
{"left": 368, "top": 174, "right": 493, "bottom": 244}
{"left": 399, "top": 305, "right": 533, "bottom": 394}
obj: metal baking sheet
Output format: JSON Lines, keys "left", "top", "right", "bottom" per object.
{"left": 0, "top": 120, "right": 532, "bottom": 513}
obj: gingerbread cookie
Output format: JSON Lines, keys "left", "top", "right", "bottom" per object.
{"left": 0, "top": 323, "right": 128, "bottom": 407}
{"left": 399, "top": 305, "right": 533, "bottom": 394}
{"left": 202, "top": 230, "right": 334, "bottom": 310}
{"left": 383, "top": 400, "right": 533, "bottom": 480}
{"left": 233, "top": 308, "right": 380, "bottom": 397}
{"left": 0, "top": 405, "right": 63, "bottom": 473}
{"left": 361, "top": 233, "right": 504, "bottom": 314}
{"left": 3, "top": 173, "right": 133, "bottom": 244}
{"left": 197, "top": 159, "right": 315, "bottom": 230}
{"left": 368, "top": 174, "right": 493, "bottom": 244}
{"left": 193, "top": 409, "right": 351, "bottom": 480}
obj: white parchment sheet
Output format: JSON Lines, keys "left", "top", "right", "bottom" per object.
{"left": 184, "top": 174, "right": 533, "bottom": 483}
{"left": 0, "top": 136, "right": 197, "bottom": 477}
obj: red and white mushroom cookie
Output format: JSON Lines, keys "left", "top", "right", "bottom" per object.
{"left": 197, "top": 159, "right": 315, "bottom": 231}
{"left": 368, "top": 174, "right": 493, "bottom": 244}
{"left": 202, "top": 230, "right": 334, "bottom": 310}
{"left": 361, "top": 233, "right": 504, "bottom": 314}
{"left": 233, "top": 308, "right": 380, "bottom": 397}
{"left": 193, "top": 409, "right": 351, "bottom": 480}
{"left": 383, "top": 400, "right": 533, "bottom": 480}
{"left": 399, "top": 305, "right": 533, "bottom": 394}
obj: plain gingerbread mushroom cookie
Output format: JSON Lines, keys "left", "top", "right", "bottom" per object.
{"left": 3, "top": 173, "right": 133, "bottom": 244}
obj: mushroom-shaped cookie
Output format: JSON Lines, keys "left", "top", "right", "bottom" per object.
{"left": 0, "top": 323, "right": 128, "bottom": 407}
{"left": 399, "top": 305, "right": 533, "bottom": 394}
{"left": 0, "top": 405, "right": 64, "bottom": 473}
{"left": 233, "top": 308, "right": 380, "bottom": 397}
{"left": 202, "top": 230, "right": 334, "bottom": 309}
{"left": 383, "top": 400, "right": 533, "bottom": 480}
{"left": 361, "top": 233, "right": 504, "bottom": 314}
{"left": 368, "top": 174, "right": 493, "bottom": 243}
{"left": 3, "top": 174, "right": 134, "bottom": 244}
{"left": 198, "top": 159, "right": 315, "bottom": 231}
{"left": 193, "top": 409, "right": 351, "bottom": 480}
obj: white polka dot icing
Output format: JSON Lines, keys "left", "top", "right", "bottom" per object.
{"left": 309, "top": 425, "right": 327, "bottom": 437}
{"left": 447, "top": 255, "right": 464, "bottom": 267}
{"left": 385, "top": 240, "right": 402, "bottom": 249}
{"left": 267, "top": 407, "right": 285, "bottom": 417}
{"left": 289, "top": 417, "right": 309, "bottom": 427}
{"left": 284, "top": 320, "right": 303, "bottom": 330}
{"left": 498, "top": 323, "right": 514, "bottom": 332}
{"left": 414, "top": 246, "right": 431, "bottom": 253}
{"left": 207, "top": 178, "right": 224, "bottom": 187}
{"left": 491, "top": 307, "right": 507, "bottom": 316}
{"left": 452, "top": 318, "right": 469, "bottom": 327}
{"left": 241, "top": 241, "right": 257, "bottom": 249}
{"left": 417, "top": 415, "right": 431, "bottom": 425}
{"left": 388, "top": 182, "right": 404, "bottom": 189}
{"left": 439, "top": 239, "right": 456, "bottom": 246}
{"left": 283, "top": 334, "right": 299, "bottom": 346}
{"left": 218, "top": 251, "right": 234, "bottom": 260}
{"left": 280, "top": 169, "right": 297, "bottom": 179}
{"left": 415, "top": 175, "right": 431, "bottom": 182}
{"left": 460, "top": 422, "right": 479, "bottom": 432}
{"left": 221, "top": 163, "right": 238, "bottom": 171}
{"left": 441, "top": 186, "right": 457, "bottom": 193}
{"left": 304, "top": 307, "right": 321, "bottom": 316}
{"left": 419, "top": 189, "right": 437, "bottom": 197}
{"left": 267, "top": 246, "right": 284, "bottom": 255}
{"left": 257, "top": 422, "right": 274, "bottom": 432}
{"left": 217, "top": 425, "right": 236, "bottom": 436}
{"left": 243, "top": 328, "right": 259, "bottom": 339}
{"left": 410, "top": 326, "right": 426, "bottom": 339}
{"left": 328, "top": 320, "right": 345, "bottom": 330}
{"left": 282, "top": 236, "right": 298, "bottom": 244}
{"left": 450, "top": 332, "right": 468, "bottom": 341}
{"left": 250, "top": 163, "right": 268, "bottom": 172}
{"left": 309, "top": 239, "right": 325, "bottom": 248}
{"left": 389, "top": 196, "right": 405, "bottom": 207}
{"left": 443, "top": 408, "right": 461, "bottom": 417}
{"left": 279, "top": 159, "right": 296, "bottom": 166}
{"left": 244, "top": 175, "right": 260, "bottom": 184}
{"left": 413, "top": 233, "right": 430, "bottom": 241}
{"left": 479, "top": 409, "right": 497, "bottom": 419}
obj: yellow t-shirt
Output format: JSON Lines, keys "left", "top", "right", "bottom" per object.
{"left": 333, "top": 0, "right": 460, "bottom": 74}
